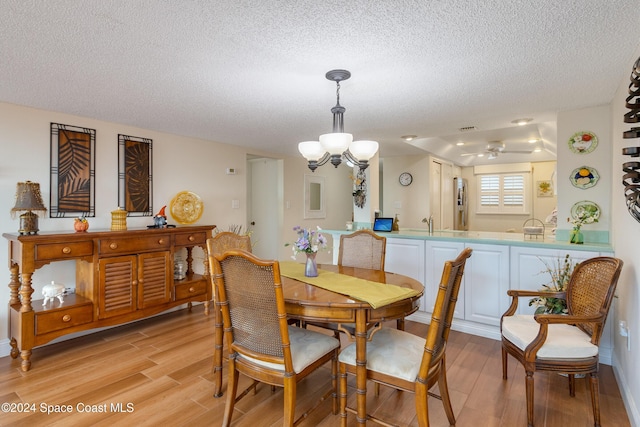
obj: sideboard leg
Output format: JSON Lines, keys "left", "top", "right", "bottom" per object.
{"left": 9, "top": 263, "right": 20, "bottom": 305}
{"left": 10, "top": 338, "right": 19, "bottom": 359}
{"left": 20, "top": 349, "right": 32, "bottom": 372}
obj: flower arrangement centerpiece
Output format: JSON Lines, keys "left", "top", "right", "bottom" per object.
{"left": 529, "top": 254, "right": 577, "bottom": 314}
{"left": 285, "top": 226, "right": 327, "bottom": 277}
{"left": 567, "top": 204, "right": 599, "bottom": 244}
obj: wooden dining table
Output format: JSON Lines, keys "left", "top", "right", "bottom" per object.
{"left": 212, "top": 263, "right": 424, "bottom": 426}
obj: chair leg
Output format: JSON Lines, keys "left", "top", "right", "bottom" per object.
{"left": 331, "top": 354, "right": 338, "bottom": 415}
{"left": 568, "top": 374, "right": 576, "bottom": 397}
{"left": 437, "top": 359, "right": 456, "bottom": 425}
{"left": 339, "top": 364, "right": 348, "bottom": 427}
{"left": 589, "top": 373, "right": 602, "bottom": 427}
{"left": 283, "top": 377, "right": 296, "bottom": 427}
{"left": 501, "top": 347, "right": 508, "bottom": 380}
{"left": 222, "top": 361, "right": 239, "bottom": 427}
{"left": 525, "top": 370, "right": 535, "bottom": 427}
{"left": 415, "top": 382, "right": 430, "bottom": 427}
{"left": 213, "top": 302, "right": 224, "bottom": 398}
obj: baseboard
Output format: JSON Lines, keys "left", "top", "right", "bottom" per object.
{"left": 407, "top": 312, "right": 501, "bottom": 341}
{"left": 0, "top": 338, "right": 11, "bottom": 358}
{"left": 613, "top": 353, "right": 640, "bottom": 427}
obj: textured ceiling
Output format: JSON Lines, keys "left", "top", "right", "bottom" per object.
{"left": 1, "top": 1, "right": 640, "bottom": 166}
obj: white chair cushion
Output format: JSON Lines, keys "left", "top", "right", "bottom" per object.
{"left": 338, "top": 328, "right": 425, "bottom": 382}
{"left": 239, "top": 326, "right": 339, "bottom": 373}
{"left": 502, "top": 315, "right": 598, "bottom": 359}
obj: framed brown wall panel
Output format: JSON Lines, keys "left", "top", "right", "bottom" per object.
{"left": 50, "top": 123, "right": 96, "bottom": 218}
{"left": 118, "top": 134, "right": 153, "bottom": 216}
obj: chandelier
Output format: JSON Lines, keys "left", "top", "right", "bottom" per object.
{"left": 298, "top": 69, "right": 379, "bottom": 172}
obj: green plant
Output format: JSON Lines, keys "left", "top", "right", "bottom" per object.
{"left": 528, "top": 254, "right": 577, "bottom": 314}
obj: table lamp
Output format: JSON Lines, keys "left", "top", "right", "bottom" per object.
{"left": 10, "top": 181, "right": 47, "bottom": 235}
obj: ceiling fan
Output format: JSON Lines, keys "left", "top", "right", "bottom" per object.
{"left": 460, "top": 141, "right": 534, "bottom": 159}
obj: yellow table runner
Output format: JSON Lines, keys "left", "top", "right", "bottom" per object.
{"left": 279, "top": 261, "right": 421, "bottom": 309}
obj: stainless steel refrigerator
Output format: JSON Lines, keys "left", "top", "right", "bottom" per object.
{"left": 453, "top": 177, "right": 468, "bottom": 230}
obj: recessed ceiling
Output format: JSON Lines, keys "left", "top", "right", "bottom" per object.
{"left": 1, "top": 1, "right": 639, "bottom": 166}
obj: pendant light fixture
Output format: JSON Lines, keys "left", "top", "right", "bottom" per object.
{"left": 298, "top": 69, "right": 379, "bottom": 172}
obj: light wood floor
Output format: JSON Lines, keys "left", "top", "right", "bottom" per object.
{"left": 0, "top": 306, "right": 630, "bottom": 426}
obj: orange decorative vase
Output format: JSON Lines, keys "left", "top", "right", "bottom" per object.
{"left": 74, "top": 218, "right": 89, "bottom": 232}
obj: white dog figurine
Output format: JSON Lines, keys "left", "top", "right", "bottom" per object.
{"left": 42, "top": 282, "right": 66, "bottom": 305}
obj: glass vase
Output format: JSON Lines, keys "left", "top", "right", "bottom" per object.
{"left": 305, "top": 252, "right": 318, "bottom": 277}
{"left": 569, "top": 228, "right": 584, "bottom": 244}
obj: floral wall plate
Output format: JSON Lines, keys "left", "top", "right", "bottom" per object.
{"left": 571, "top": 201, "right": 601, "bottom": 221}
{"left": 570, "top": 166, "right": 599, "bottom": 189}
{"left": 568, "top": 131, "right": 598, "bottom": 154}
{"left": 169, "top": 191, "right": 203, "bottom": 224}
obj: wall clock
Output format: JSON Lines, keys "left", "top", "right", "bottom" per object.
{"left": 399, "top": 172, "right": 413, "bottom": 186}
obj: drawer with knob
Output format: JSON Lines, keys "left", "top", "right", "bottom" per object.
{"left": 35, "top": 241, "right": 94, "bottom": 261}
{"left": 174, "top": 280, "right": 207, "bottom": 300}
{"left": 99, "top": 235, "right": 171, "bottom": 255}
{"left": 35, "top": 298, "right": 94, "bottom": 335}
{"left": 175, "top": 231, "right": 207, "bottom": 246}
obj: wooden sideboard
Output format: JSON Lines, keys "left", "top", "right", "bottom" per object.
{"left": 3, "top": 225, "right": 214, "bottom": 371}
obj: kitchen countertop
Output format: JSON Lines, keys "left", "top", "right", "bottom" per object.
{"left": 323, "top": 228, "right": 613, "bottom": 253}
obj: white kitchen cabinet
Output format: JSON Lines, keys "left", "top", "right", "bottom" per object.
{"left": 424, "top": 240, "right": 465, "bottom": 316}
{"left": 509, "top": 246, "right": 615, "bottom": 364}
{"left": 324, "top": 230, "right": 617, "bottom": 362}
{"left": 509, "top": 246, "right": 606, "bottom": 315}
{"left": 384, "top": 237, "right": 425, "bottom": 285}
{"left": 464, "top": 243, "right": 510, "bottom": 327}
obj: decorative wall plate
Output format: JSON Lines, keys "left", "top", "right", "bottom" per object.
{"left": 571, "top": 201, "right": 601, "bottom": 221}
{"left": 570, "top": 166, "right": 599, "bottom": 189}
{"left": 568, "top": 131, "right": 598, "bottom": 154}
{"left": 169, "top": 191, "right": 203, "bottom": 224}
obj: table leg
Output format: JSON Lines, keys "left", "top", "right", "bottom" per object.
{"left": 355, "top": 308, "right": 367, "bottom": 425}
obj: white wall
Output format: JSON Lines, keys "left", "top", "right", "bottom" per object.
{"left": 556, "top": 105, "right": 611, "bottom": 243}
{"left": 0, "top": 101, "right": 357, "bottom": 351}
{"left": 0, "top": 102, "right": 247, "bottom": 347}
{"left": 462, "top": 161, "right": 558, "bottom": 233}
{"left": 381, "top": 155, "right": 431, "bottom": 229}
{"left": 611, "top": 48, "right": 640, "bottom": 425}
{"left": 279, "top": 157, "right": 353, "bottom": 265}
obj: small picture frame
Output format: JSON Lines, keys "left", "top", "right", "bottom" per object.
{"left": 118, "top": 134, "right": 153, "bottom": 216}
{"left": 537, "top": 180, "right": 553, "bottom": 197}
{"left": 50, "top": 123, "right": 96, "bottom": 218}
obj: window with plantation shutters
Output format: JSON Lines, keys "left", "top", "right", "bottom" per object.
{"left": 478, "top": 173, "right": 528, "bottom": 213}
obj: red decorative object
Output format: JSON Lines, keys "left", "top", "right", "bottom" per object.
{"left": 74, "top": 218, "right": 89, "bottom": 232}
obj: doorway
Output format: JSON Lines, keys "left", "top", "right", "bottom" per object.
{"left": 247, "top": 156, "right": 282, "bottom": 259}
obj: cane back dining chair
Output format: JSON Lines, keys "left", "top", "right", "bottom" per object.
{"left": 338, "top": 247, "right": 472, "bottom": 427}
{"left": 338, "top": 229, "right": 387, "bottom": 270}
{"left": 304, "top": 229, "right": 389, "bottom": 338}
{"left": 206, "top": 232, "right": 252, "bottom": 397}
{"left": 501, "top": 256, "right": 623, "bottom": 427}
{"left": 212, "top": 250, "right": 340, "bottom": 427}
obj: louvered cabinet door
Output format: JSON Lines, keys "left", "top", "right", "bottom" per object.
{"left": 137, "top": 251, "right": 172, "bottom": 309}
{"left": 98, "top": 255, "right": 137, "bottom": 319}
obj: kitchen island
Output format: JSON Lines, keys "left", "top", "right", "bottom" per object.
{"left": 323, "top": 228, "right": 616, "bottom": 364}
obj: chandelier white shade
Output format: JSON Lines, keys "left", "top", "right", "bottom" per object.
{"left": 349, "top": 140, "right": 379, "bottom": 160}
{"left": 299, "top": 69, "right": 378, "bottom": 172}
{"left": 298, "top": 140, "right": 327, "bottom": 161}
{"left": 319, "top": 132, "right": 352, "bottom": 155}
